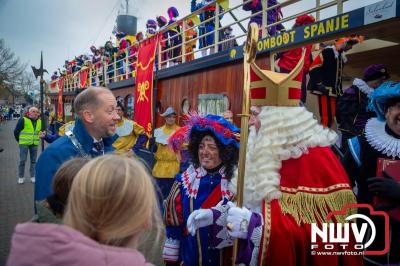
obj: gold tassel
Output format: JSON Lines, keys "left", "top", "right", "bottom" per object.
{"left": 279, "top": 189, "right": 357, "bottom": 225}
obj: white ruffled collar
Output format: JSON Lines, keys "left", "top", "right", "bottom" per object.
{"left": 181, "top": 165, "right": 233, "bottom": 199}
{"left": 353, "top": 78, "right": 373, "bottom": 95}
{"left": 154, "top": 125, "right": 177, "bottom": 145}
{"left": 115, "top": 119, "right": 133, "bottom": 137}
{"left": 365, "top": 118, "right": 400, "bottom": 159}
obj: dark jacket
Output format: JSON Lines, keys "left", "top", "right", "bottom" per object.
{"left": 34, "top": 118, "right": 115, "bottom": 202}
{"left": 242, "top": 0, "right": 283, "bottom": 35}
{"left": 343, "top": 122, "right": 400, "bottom": 265}
{"left": 309, "top": 46, "right": 345, "bottom": 97}
{"left": 336, "top": 78, "right": 376, "bottom": 135}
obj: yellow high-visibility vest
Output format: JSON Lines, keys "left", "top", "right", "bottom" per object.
{"left": 19, "top": 117, "right": 42, "bottom": 145}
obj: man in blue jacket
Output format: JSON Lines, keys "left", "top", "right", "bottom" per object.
{"left": 35, "top": 87, "right": 119, "bottom": 202}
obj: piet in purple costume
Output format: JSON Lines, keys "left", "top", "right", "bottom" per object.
{"left": 157, "top": 16, "right": 169, "bottom": 65}
{"left": 146, "top": 19, "right": 157, "bottom": 38}
{"left": 163, "top": 114, "right": 240, "bottom": 265}
{"left": 243, "top": 0, "right": 284, "bottom": 36}
{"left": 167, "top": 7, "right": 182, "bottom": 64}
{"left": 337, "top": 64, "right": 390, "bottom": 150}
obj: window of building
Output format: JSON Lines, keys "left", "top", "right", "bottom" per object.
{"left": 126, "top": 94, "right": 134, "bottom": 119}
{"left": 181, "top": 98, "right": 190, "bottom": 114}
{"left": 156, "top": 100, "right": 162, "bottom": 113}
{"left": 198, "top": 94, "right": 229, "bottom": 116}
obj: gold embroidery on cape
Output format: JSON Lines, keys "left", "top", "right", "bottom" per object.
{"left": 259, "top": 200, "right": 272, "bottom": 265}
{"left": 280, "top": 183, "right": 351, "bottom": 194}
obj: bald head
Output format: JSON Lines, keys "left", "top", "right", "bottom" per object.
{"left": 28, "top": 106, "right": 40, "bottom": 120}
{"left": 73, "top": 87, "right": 119, "bottom": 139}
{"left": 29, "top": 106, "right": 39, "bottom": 113}
{"left": 73, "top": 87, "right": 113, "bottom": 118}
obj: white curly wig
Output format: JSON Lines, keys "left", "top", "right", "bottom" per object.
{"left": 230, "top": 106, "right": 337, "bottom": 210}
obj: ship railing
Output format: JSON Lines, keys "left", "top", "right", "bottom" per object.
{"left": 54, "top": 48, "right": 139, "bottom": 92}
{"left": 54, "top": 0, "right": 363, "bottom": 92}
{"left": 156, "top": 0, "right": 347, "bottom": 68}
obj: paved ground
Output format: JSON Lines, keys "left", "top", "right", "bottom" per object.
{"left": 0, "top": 120, "right": 164, "bottom": 265}
{"left": 0, "top": 94, "right": 325, "bottom": 265}
{"left": 0, "top": 120, "right": 39, "bottom": 265}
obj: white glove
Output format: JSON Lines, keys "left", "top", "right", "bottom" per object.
{"left": 187, "top": 209, "right": 213, "bottom": 236}
{"left": 227, "top": 205, "right": 252, "bottom": 239}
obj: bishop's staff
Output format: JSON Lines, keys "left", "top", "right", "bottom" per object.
{"left": 31, "top": 51, "right": 48, "bottom": 152}
{"left": 232, "top": 23, "right": 259, "bottom": 265}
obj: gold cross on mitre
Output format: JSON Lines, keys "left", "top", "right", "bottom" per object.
{"left": 249, "top": 48, "right": 306, "bottom": 107}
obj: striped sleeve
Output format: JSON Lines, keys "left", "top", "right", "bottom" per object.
{"left": 163, "top": 181, "right": 183, "bottom": 226}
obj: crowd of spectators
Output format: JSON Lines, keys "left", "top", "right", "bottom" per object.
{"left": 51, "top": 1, "right": 284, "bottom": 87}
{"left": 0, "top": 104, "right": 24, "bottom": 122}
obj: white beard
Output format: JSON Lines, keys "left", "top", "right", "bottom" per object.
{"left": 230, "top": 106, "right": 337, "bottom": 209}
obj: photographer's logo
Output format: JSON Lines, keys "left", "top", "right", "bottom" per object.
{"left": 310, "top": 204, "right": 389, "bottom": 255}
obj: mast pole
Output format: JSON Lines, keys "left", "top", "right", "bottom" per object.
{"left": 232, "top": 23, "right": 259, "bottom": 266}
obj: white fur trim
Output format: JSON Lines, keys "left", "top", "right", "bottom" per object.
{"left": 353, "top": 78, "right": 373, "bottom": 95}
{"left": 365, "top": 118, "right": 400, "bottom": 158}
{"left": 230, "top": 106, "right": 337, "bottom": 208}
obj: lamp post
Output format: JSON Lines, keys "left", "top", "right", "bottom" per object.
{"left": 31, "top": 51, "right": 48, "bottom": 151}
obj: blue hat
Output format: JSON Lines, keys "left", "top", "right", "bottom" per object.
{"left": 167, "top": 7, "right": 179, "bottom": 19}
{"left": 369, "top": 81, "right": 400, "bottom": 121}
{"left": 168, "top": 114, "right": 240, "bottom": 151}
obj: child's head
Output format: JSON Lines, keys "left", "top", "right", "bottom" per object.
{"left": 48, "top": 157, "right": 90, "bottom": 217}
{"left": 63, "top": 154, "right": 162, "bottom": 248}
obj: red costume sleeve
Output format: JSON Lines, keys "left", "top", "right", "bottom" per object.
{"left": 164, "top": 181, "right": 184, "bottom": 226}
{"left": 257, "top": 147, "right": 362, "bottom": 266}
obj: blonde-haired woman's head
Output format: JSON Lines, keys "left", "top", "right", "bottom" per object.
{"left": 63, "top": 154, "right": 162, "bottom": 248}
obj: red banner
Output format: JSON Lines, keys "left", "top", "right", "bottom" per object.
{"left": 57, "top": 78, "right": 64, "bottom": 121}
{"left": 79, "top": 68, "right": 88, "bottom": 88}
{"left": 134, "top": 35, "right": 159, "bottom": 134}
{"left": 50, "top": 80, "right": 57, "bottom": 89}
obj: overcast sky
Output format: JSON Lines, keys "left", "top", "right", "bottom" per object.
{"left": 0, "top": 0, "right": 379, "bottom": 82}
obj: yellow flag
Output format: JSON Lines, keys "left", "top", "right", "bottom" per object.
{"left": 217, "top": 0, "right": 229, "bottom": 10}
{"left": 187, "top": 14, "right": 200, "bottom": 26}
{"left": 125, "top": 35, "right": 136, "bottom": 44}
